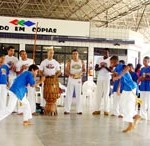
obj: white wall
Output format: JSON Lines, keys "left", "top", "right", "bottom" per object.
{"left": 141, "top": 43, "right": 150, "bottom": 62}
{"left": 90, "top": 27, "right": 129, "bottom": 39}
{"left": 127, "top": 49, "right": 139, "bottom": 67}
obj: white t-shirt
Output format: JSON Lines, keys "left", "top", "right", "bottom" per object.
{"left": 96, "top": 56, "right": 111, "bottom": 80}
{"left": 5, "top": 55, "right": 18, "bottom": 77}
{"left": 40, "top": 59, "right": 60, "bottom": 76}
{"left": 16, "top": 58, "right": 33, "bottom": 73}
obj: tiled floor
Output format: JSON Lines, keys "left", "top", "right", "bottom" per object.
{"left": 0, "top": 107, "right": 150, "bottom": 146}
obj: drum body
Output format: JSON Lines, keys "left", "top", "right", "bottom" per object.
{"left": 44, "top": 76, "right": 60, "bottom": 115}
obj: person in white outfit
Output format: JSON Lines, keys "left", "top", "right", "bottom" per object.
{"left": 39, "top": 48, "right": 61, "bottom": 80}
{"left": 0, "top": 64, "right": 43, "bottom": 126}
{"left": 5, "top": 46, "right": 18, "bottom": 113}
{"left": 110, "top": 56, "right": 141, "bottom": 133}
{"left": 93, "top": 49, "right": 111, "bottom": 116}
{"left": 64, "top": 49, "right": 86, "bottom": 115}
{"left": 16, "top": 50, "right": 36, "bottom": 115}
{"left": 111, "top": 61, "right": 126, "bottom": 118}
{"left": 39, "top": 47, "right": 61, "bottom": 115}
{"left": 5, "top": 46, "right": 18, "bottom": 87}
{"left": 0, "top": 54, "right": 9, "bottom": 110}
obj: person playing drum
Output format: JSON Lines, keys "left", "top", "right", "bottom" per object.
{"left": 39, "top": 47, "right": 61, "bottom": 115}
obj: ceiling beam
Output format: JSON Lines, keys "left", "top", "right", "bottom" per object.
{"left": 88, "top": 0, "right": 123, "bottom": 20}
{"left": 16, "top": 0, "right": 29, "bottom": 15}
{"left": 64, "top": 0, "right": 81, "bottom": 20}
{"left": 144, "top": 13, "right": 150, "bottom": 28}
{"left": 45, "top": 0, "right": 60, "bottom": 17}
{"left": 97, "top": 0, "right": 150, "bottom": 27}
{"left": 0, "top": 0, "right": 3, "bottom": 8}
{"left": 136, "top": 4, "right": 147, "bottom": 31}
{"left": 67, "top": 0, "right": 91, "bottom": 18}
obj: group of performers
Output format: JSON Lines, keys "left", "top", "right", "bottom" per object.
{"left": 93, "top": 49, "right": 150, "bottom": 132}
{"left": 0, "top": 46, "right": 85, "bottom": 125}
{"left": 0, "top": 46, "right": 149, "bottom": 133}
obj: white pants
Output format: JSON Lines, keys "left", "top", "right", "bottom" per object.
{"left": 27, "top": 86, "right": 36, "bottom": 113}
{"left": 39, "top": 84, "right": 46, "bottom": 107}
{"left": 94, "top": 79, "right": 110, "bottom": 112}
{"left": 57, "top": 94, "right": 65, "bottom": 106}
{"left": 0, "top": 91, "right": 32, "bottom": 121}
{"left": 64, "top": 77, "right": 82, "bottom": 113}
{"left": 8, "top": 75, "right": 16, "bottom": 87}
{"left": 0, "top": 85, "right": 8, "bottom": 110}
{"left": 112, "top": 92, "right": 122, "bottom": 116}
{"left": 8, "top": 76, "right": 18, "bottom": 112}
{"left": 17, "top": 100, "right": 24, "bottom": 114}
{"left": 140, "top": 91, "right": 150, "bottom": 120}
{"left": 120, "top": 89, "right": 137, "bottom": 123}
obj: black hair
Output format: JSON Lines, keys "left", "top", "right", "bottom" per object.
{"left": 135, "top": 63, "right": 142, "bottom": 72}
{"left": 7, "top": 46, "right": 15, "bottom": 51}
{"left": 110, "top": 55, "right": 119, "bottom": 61}
{"left": 119, "top": 60, "right": 125, "bottom": 64}
{"left": 28, "top": 64, "right": 39, "bottom": 71}
{"left": 127, "top": 63, "right": 133, "bottom": 67}
{"left": 103, "top": 56, "right": 108, "bottom": 59}
{"left": 104, "top": 48, "right": 110, "bottom": 52}
{"left": 122, "top": 64, "right": 126, "bottom": 69}
{"left": 0, "top": 54, "right": 5, "bottom": 58}
{"left": 144, "top": 56, "right": 150, "bottom": 60}
{"left": 19, "top": 50, "right": 26, "bottom": 55}
{"left": 72, "top": 49, "right": 78, "bottom": 53}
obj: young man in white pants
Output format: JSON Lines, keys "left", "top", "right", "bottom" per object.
{"left": 93, "top": 49, "right": 111, "bottom": 116}
{"left": 5, "top": 46, "right": 18, "bottom": 113}
{"left": 138, "top": 56, "right": 150, "bottom": 120}
{"left": 110, "top": 56, "right": 141, "bottom": 133}
{"left": 0, "top": 64, "right": 42, "bottom": 125}
{"left": 64, "top": 49, "right": 85, "bottom": 114}
{"left": 0, "top": 55, "right": 9, "bottom": 110}
{"left": 16, "top": 50, "right": 36, "bottom": 115}
{"left": 111, "top": 64, "right": 124, "bottom": 117}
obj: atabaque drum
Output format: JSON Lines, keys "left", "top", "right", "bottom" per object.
{"left": 44, "top": 75, "right": 60, "bottom": 115}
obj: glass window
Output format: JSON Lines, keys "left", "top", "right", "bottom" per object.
{"left": 25, "top": 45, "right": 42, "bottom": 64}
{"left": 94, "top": 47, "right": 127, "bottom": 56}
{"left": 0, "top": 43, "right": 19, "bottom": 57}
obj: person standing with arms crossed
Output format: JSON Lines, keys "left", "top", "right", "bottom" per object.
{"left": 93, "top": 49, "right": 111, "bottom": 116}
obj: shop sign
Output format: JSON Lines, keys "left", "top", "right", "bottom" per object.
{"left": 0, "top": 16, "right": 90, "bottom": 37}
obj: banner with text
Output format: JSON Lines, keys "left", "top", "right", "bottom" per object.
{"left": 0, "top": 16, "right": 90, "bottom": 37}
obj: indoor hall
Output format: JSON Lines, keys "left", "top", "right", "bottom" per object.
{"left": 1, "top": 0, "right": 150, "bottom": 146}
